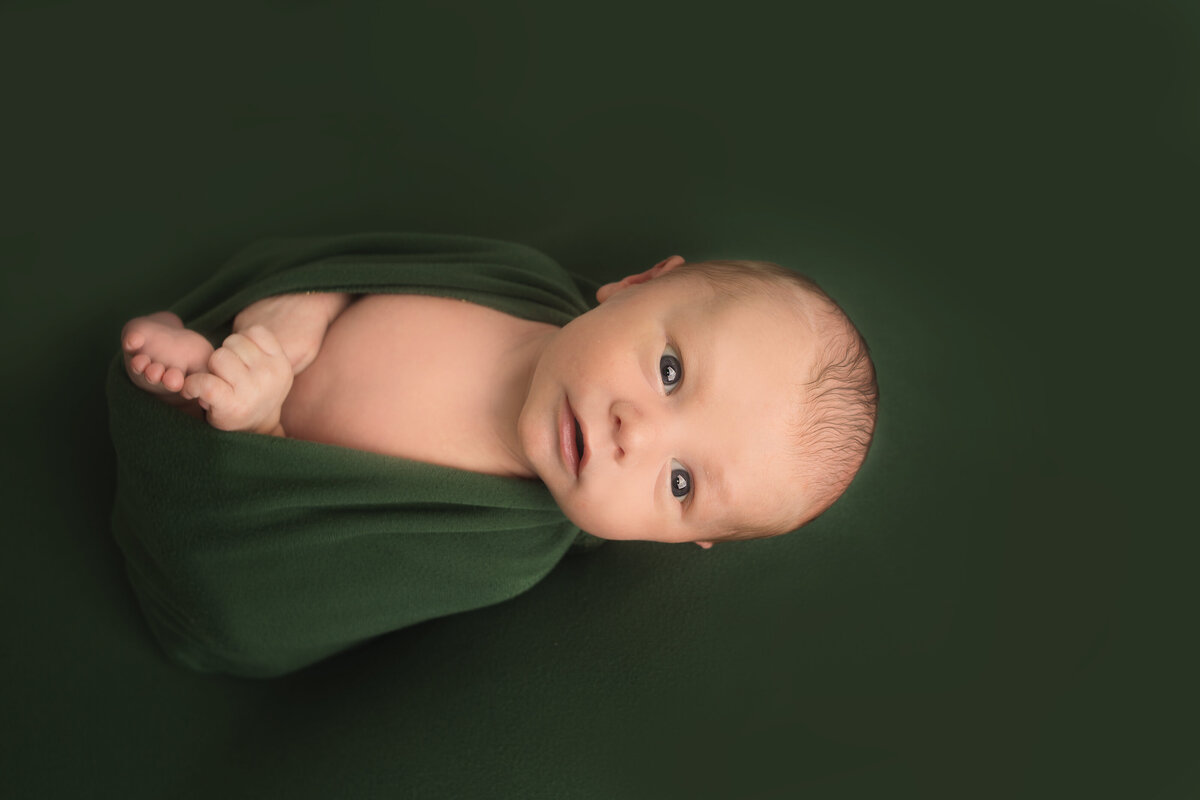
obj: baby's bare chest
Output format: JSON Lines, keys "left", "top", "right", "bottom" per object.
{"left": 280, "top": 294, "right": 548, "bottom": 473}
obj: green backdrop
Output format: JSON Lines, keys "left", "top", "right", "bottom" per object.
{"left": 2, "top": 1, "right": 1195, "bottom": 797}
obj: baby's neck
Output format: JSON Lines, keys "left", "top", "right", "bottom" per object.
{"left": 479, "top": 322, "right": 557, "bottom": 479}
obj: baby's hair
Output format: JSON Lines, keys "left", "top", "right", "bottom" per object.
{"left": 663, "top": 259, "right": 879, "bottom": 542}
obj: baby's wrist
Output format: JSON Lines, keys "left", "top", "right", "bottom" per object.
{"left": 249, "top": 412, "right": 286, "bottom": 438}
{"left": 305, "top": 291, "right": 354, "bottom": 323}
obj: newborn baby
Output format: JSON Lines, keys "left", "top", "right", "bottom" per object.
{"left": 121, "top": 254, "right": 877, "bottom": 548}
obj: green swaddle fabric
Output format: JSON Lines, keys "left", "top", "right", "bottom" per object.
{"left": 106, "top": 233, "right": 604, "bottom": 677}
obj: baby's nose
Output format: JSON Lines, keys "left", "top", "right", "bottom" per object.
{"left": 611, "top": 400, "right": 660, "bottom": 459}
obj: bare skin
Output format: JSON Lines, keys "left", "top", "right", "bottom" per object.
{"left": 121, "top": 293, "right": 352, "bottom": 434}
{"left": 180, "top": 324, "right": 294, "bottom": 435}
{"left": 121, "top": 312, "right": 214, "bottom": 397}
{"left": 117, "top": 260, "right": 760, "bottom": 549}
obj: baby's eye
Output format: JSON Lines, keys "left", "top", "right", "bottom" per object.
{"left": 660, "top": 345, "right": 683, "bottom": 394}
{"left": 670, "top": 459, "right": 691, "bottom": 501}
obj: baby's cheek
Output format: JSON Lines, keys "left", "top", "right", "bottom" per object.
{"left": 556, "top": 492, "right": 601, "bottom": 535}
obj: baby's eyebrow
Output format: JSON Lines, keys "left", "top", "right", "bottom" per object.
{"left": 686, "top": 321, "right": 731, "bottom": 520}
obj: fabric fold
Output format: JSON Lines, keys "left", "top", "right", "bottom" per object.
{"left": 107, "top": 232, "right": 604, "bottom": 677}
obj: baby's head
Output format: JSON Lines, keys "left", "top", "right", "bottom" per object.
{"left": 654, "top": 257, "right": 878, "bottom": 544}
{"left": 517, "top": 253, "right": 878, "bottom": 547}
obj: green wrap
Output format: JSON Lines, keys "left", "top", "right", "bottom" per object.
{"left": 106, "top": 233, "right": 604, "bottom": 678}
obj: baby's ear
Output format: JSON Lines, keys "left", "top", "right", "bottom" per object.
{"left": 694, "top": 540, "right": 713, "bottom": 550}
{"left": 596, "top": 255, "right": 685, "bottom": 303}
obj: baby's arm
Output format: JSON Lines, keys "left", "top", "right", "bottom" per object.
{"left": 232, "top": 292, "right": 355, "bottom": 374}
{"left": 184, "top": 293, "right": 355, "bottom": 437}
{"left": 122, "top": 292, "right": 355, "bottom": 435}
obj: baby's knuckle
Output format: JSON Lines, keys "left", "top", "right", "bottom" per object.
{"left": 212, "top": 348, "right": 240, "bottom": 369}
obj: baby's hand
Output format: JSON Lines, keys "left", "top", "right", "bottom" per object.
{"left": 181, "top": 325, "right": 294, "bottom": 435}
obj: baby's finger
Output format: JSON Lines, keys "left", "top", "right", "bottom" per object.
{"left": 182, "top": 372, "right": 233, "bottom": 410}
{"left": 208, "top": 345, "right": 249, "bottom": 384}
{"left": 215, "top": 331, "right": 278, "bottom": 375}
{"left": 238, "top": 324, "right": 283, "bottom": 358}
{"left": 217, "top": 331, "right": 263, "bottom": 363}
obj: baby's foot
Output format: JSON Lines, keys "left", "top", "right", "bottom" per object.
{"left": 121, "top": 312, "right": 214, "bottom": 395}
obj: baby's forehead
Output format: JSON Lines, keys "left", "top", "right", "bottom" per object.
{"left": 689, "top": 344, "right": 817, "bottom": 530}
{"left": 680, "top": 268, "right": 818, "bottom": 321}
{"left": 697, "top": 282, "right": 822, "bottom": 355}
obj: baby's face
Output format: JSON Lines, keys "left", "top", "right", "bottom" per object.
{"left": 517, "top": 267, "right": 821, "bottom": 546}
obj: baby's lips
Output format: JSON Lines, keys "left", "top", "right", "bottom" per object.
{"left": 577, "top": 416, "right": 589, "bottom": 472}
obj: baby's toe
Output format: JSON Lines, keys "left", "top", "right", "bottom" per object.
{"left": 124, "top": 331, "right": 145, "bottom": 352}
{"left": 144, "top": 362, "right": 166, "bottom": 383}
{"left": 129, "top": 353, "right": 151, "bottom": 375}
{"left": 162, "top": 367, "right": 185, "bottom": 392}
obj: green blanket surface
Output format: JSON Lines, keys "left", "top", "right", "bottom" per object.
{"left": 106, "top": 233, "right": 604, "bottom": 678}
